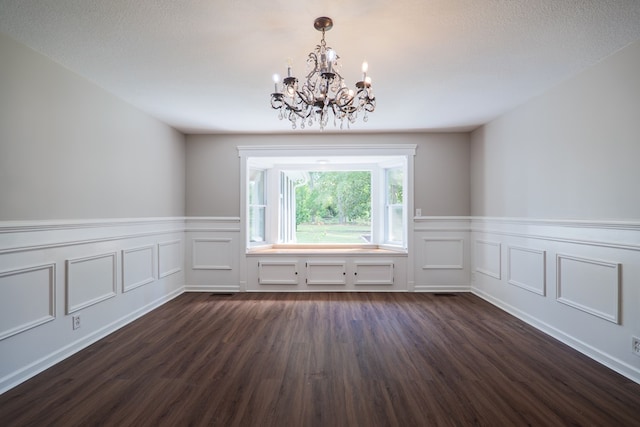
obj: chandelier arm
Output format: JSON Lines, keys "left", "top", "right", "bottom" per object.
{"left": 295, "top": 89, "right": 316, "bottom": 108}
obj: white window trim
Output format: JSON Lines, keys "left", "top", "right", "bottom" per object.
{"left": 239, "top": 144, "right": 416, "bottom": 252}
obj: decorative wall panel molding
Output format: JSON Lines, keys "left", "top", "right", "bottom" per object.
{"left": 258, "top": 260, "right": 299, "bottom": 285}
{"left": 471, "top": 216, "right": 640, "bottom": 383}
{"left": 0, "top": 218, "right": 185, "bottom": 255}
{"left": 192, "top": 238, "right": 233, "bottom": 270}
{"left": 353, "top": 261, "right": 394, "bottom": 286}
{"left": 306, "top": 261, "right": 347, "bottom": 286}
{"left": 556, "top": 254, "right": 621, "bottom": 324}
{"left": 421, "top": 238, "right": 464, "bottom": 270}
{"left": 122, "top": 245, "right": 155, "bottom": 293}
{"left": 0, "top": 217, "right": 186, "bottom": 396}
{"left": 66, "top": 252, "right": 117, "bottom": 314}
{"left": 158, "top": 240, "right": 182, "bottom": 278}
{"left": 470, "top": 217, "right": 640, "bottom": 252}
{"left": 184, "top": 217, "right": 241, "bottom": 233}
{"left": 475, "top": 239, "right": 501, "bottom": 279}
{"left": 0, "top": 263, "right": 56, "bottom": 341}
{"left": 413, "top": 216, "right": 472, "bottom": 232}
{"left": 507, "top": 246, "right": 546, "bottom": 296}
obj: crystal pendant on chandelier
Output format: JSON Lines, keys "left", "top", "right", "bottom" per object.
{"left": 270, "top": 17, "right": 376, "bottom": 130}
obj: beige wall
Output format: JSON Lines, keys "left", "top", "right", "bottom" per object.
{"left": 185, "top": 132, "right": 470, "bottom": 217}
{"left": 0, "top": 32, "right": 186, "bottom": 220}
{"left": 470, "top": 40, "right": 640, "bottom": 220}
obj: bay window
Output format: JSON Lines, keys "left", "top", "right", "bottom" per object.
{"left": 240, "top": 145, "right": 415, "bottom": 252}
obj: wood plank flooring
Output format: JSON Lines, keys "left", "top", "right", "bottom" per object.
{"left": 1, "top": 292, "right": 639, "bottom": 426}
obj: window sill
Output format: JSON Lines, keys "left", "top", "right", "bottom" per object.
{"left": 247, "top": 244, "right": 407, "bottom": 256}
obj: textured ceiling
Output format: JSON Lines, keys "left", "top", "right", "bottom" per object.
{"left": 1, "top": 0, "right": 640, "bottom": 133}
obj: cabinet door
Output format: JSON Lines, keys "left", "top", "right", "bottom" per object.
{"left": 258, "top": 260, "right": 299, "bottom": 285}
{"left": 353, "top": 261, "right": 394, "bottom": 286}
{"left": 306, "top": 261, "right": 347, "bottom": 286}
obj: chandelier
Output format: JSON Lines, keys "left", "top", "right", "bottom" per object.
{"left": 270, "top": 17, "right": 376, "bottom": 130}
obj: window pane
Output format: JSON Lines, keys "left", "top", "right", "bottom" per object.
{"left": 294, "top": 171, "right": 371, "bottom": 244}
{"left": 249, "top": 169, "right": 266, "bottom": 243}
{"left": 385, "top": 167, "right": 404, "bottom": 245}
{"left": 386, "top": 168, "right": 403, "bottom": 204}
{"left": 388, "top": 205, "right": 403, "bottom": 243}
{"left": 249, "top": 206, "right": 265, "bottom": 242}
{"left": 249, "top": 169, "right": 265, "bottom": 204}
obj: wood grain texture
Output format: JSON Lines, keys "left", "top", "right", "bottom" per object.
{"left": 1, "top": 292, "right": 639, "bottom": 426}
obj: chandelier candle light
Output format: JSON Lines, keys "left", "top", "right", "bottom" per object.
{"left": 270, "top": 17, "right": 376, "bottom": 130}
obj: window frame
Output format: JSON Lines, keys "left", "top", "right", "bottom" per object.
{"left": 239, "top": 144, "right": 416, "bottom": 253}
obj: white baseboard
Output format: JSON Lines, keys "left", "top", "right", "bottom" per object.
{"left": 184, "top": 284, "right": 241, "bottom": 293}
{"left": 471, "top": 287, "right": 640, "bottom": 385}
{"left": 0, "top": 287, "right": 184, "bottom": 395}
{"left": 413, "top": 284, "right": 471, "bottom": 292}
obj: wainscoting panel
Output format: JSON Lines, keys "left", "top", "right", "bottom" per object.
{"left": 66, "top": 252, "right": 117, "bottom": 314}
{"left": 158, "top": 240, "right": 182, "bottom": 278}
{"left": 184, "top": 217, "right": 240, "bottom": 292}
{"left": 413, "top": 217, "right": 471, "bottom": 292}
{"left": 122, "top": 245, "right": 155, "bottom": 293}
{"left": 421, "top": 238, "right": 464, "bottom": 269}
{"left": 508, "top": 246, "right": 546, "bottom": 296}
{"left": 471, "top": 217, "right": 640, "bottom": 384}
{"left": 0, "top": 218, "right": 185, "bottom": 395}
{"left": 475, "top": 239, "right": 501, "bottom": 279}
{"left": 192, "top": 238, "right": 233, "bottom": 270}
{"left": 0, "top": 263, "right": 56, "bottom": 341}
{"left": 556, "top": 254, "right": 620, "bottom": 323}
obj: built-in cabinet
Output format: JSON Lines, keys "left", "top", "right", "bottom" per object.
{"left": 247, "top": 253, "right": 407, "bottom": 291}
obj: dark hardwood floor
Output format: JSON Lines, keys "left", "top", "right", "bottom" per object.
{"left": 1, "top": 292, "right": 639, "bottom": 426}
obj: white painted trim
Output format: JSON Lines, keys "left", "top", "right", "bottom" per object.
{"left": 471, "top": 288, "right": 640, "bottom": 385}
{"left": 0, "top": 229, "right": 185, "bottom": 255}
{"left": 121, "top": 244, "right": 156, "bottom": 293}
{"left": 414, "top": 285, "right": 471, "bottom": 292}
{"left": 507, "top": 246, "right": 546, "bottom": 296}
{"left": 0, "top": 288, "right": 184, "bottom": 395}
{"left": 421, "top": 237, "right": 465, "bottom": 270}
{"left": 352, "top": 261, "right": 395, "bottom": 286}
{"left": 556, "top": 254, "right": 621, "bottom": 324}
{"left": 0, "top": 263, "right": 56, "bottom": 341}
{"left": 471, "top": 227, "right": 640, "bottom": 252}
{"left": 0, "top": 217, "right": 187, "bottom": 233}
{"left": 258, "top": 260, "right": 299, "bottom": 285}
{"left": 474, "top": 239, "right": 502, "bottom": 279}
{"left": 158, "top": 240, "right": 183, "bottom": 278}
{"left": 472, "top": 216, "right": 640, "bottom": 231}
{"left": 306, "top": 260, "right": 348, "bottom": 286}
{"left": 191, "top": 238, "right": 233, "bottom": 270}
{"left": 66, "top": 252, "right": 118, "bottom": 314}
{"left": 237, "top": 144, "right": 418, "bottom": 157}
{"left": 184, "top": 285, "right": 240, "bottom": 293}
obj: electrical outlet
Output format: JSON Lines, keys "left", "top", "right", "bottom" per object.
{"left": 415, "top": 208, "right": 422, "bottom": 217}
{"left": 72, "top": 316, "right": 81, "bottom": 330}
{"left": 633, "top": 336, "right": 640, "bottom": 356}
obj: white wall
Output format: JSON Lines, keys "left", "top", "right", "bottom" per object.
{"left": 0, "top": 32, "right": 186, "bottom": 220}
{"left": 0, "top": 32, "right": 187, "bottom": 393}
{"left": 469, "top": 41, "right": 640, "bottom": 382}
{"left": 470, "top": 41, "right": 640, "bottom": 220}
{"left": 186, "top": 132, "right": 470, "bottom": 217}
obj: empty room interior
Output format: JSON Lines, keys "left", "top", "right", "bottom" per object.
{"left": 1, "top": 1, "right": 640, "bottom": 425}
